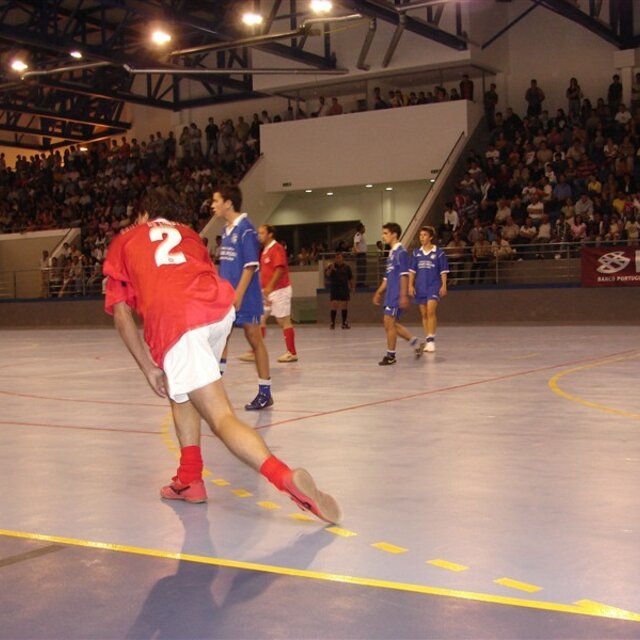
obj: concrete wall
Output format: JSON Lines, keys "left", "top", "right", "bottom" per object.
{"left": 318, "top": 286, "right": 640, "bottom": 325}
{"left": 2, "top": 286, "right": 639, "bottom": 328}
{"left": 261, "top": 100, "right": 479, "bottom": 192}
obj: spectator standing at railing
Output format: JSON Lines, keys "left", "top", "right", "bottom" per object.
{"left": 327, "top": 97, "right": 343, "bottom": 116}
{"left": 409, "top": 225, "right": 448, "bottom": 353}
{"left": 460, "top": 74, "right": 474, "bottom": 101}
{"left": 40, "top": 249, "right": 51, "bottom": 297}
{"left": 470, "top": 232, "right": 492, "bottom": 284}
{"left": 608, "top": 74, "right": 623, "bottom": 115}
{"left": 314, "top": 97, "right": 330, "bottom": 117}
{"left": 205, "top": 117, "right": 219, "bottom": 160}
{"left": 373, "top": 222, "right": 424, "bottom": 365}
{"left": 566, "top": 78, "right": 583, "bottom": 123}
{"left": 325, "top": 252, "right": 354, "bottom": 330}
{"left": 445, "top": 231, "right": 467, "bottom": 285}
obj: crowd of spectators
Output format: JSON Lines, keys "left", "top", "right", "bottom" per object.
{"left": 435, "top": 74, "right": 640, "bottom": 283}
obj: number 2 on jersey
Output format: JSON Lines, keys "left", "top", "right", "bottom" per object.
{"left": 150, "top": 226, "right": 187, "bottom": 266}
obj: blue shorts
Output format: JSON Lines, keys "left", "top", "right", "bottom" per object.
{"left": 414, "top": 290, "right": 440, "bottom": 304}
{"left": 383, "top": 306, "right": 403, "bottom": 318}
{"left": 234, "top": 311, "right": 262, "bottom": 327}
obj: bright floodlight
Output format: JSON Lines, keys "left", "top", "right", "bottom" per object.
{"left": 310, "top": 0, "right": 332, "bottom": 14}
{"left": 10, "top": 59, "right": 28, "bottom": 72}
{"left": 70, "top": 50, "right": 83, "bottom": 59}
{"left": 151, "top": 29, "right": 172, "bottom": 45}
{"left": 242, "top": 12, "right": 263, "bottom": 26}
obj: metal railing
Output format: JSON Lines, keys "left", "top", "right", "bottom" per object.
{"left": 0, "top": 265, "right": 104, "bottom": 299}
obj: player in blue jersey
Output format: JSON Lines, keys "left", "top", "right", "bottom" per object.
{"left": 372, "top": 222, "right": 424, "bottom": 365}
{"left": 409, "top": 225, "right": 449, "bottom": 353}
{"left": 212, "top": 185, "right": 273, "bottom": 410}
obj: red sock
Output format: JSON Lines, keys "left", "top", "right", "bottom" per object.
{"left": 177, "top": 445, "right": 203, "bottom": 484}
{"left": 260, "top": 455, "right": 291, "bottom": 491}
{"left": 283, "top": 327, "right": 296, "bottom": 355}
{"left": 261, "top": 326, "right": 266, "bottom": 338}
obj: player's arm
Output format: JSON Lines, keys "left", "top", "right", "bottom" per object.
{"left": 408, "top": 270, "right": 416, "bottom": 298}
{"left": 439, "top": 251, "right": 449, "bottom": 297}
{"left": 399, "top": 274, "right": 410, "bottom": 309}
{"left": 234, "top": 265, "right": 256, "bottom": 310}
{"left": 372, "top": 278, "right": 386, "bottom": 305}
{"left": 113, "top": 302, "right": 167, "bottom": 398}
{"left": 263, "top": 267, "right": 283, "bottom": 296}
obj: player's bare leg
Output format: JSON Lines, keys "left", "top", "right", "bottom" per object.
{"left": 425, "top": 300, "right": 439, "bottom": 352}
{"left": 188, "top": 380, "right": 342, "bottom": 523}
{"left": 160, "top": 399, "right": 206, "bottom": 504}
{"left": 383, "top": 315, "right": 398, "bottom": 351}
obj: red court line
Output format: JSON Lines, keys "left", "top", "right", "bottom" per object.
{"left": 0, "top": 390, "right": 165, "bottom": 408}
{"left": 0, "top": 420, "right": 160, "bottom": 437}
{"left": 255, "top": 347, "right": 640, "bottom": 431}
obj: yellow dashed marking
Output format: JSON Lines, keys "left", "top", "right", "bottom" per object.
{"left": 202, "top": 469, "right": 211, "bottom": 478}
{"left": 372, "top": 542, "right": 408, "bottom": 554}
{"left": 257, "top": 501, "right": 281, "bottom": 510}
{"left": 231, "top": 489, "right": 252, "bottom": 498}
{"left": 494, "top": 578, "right": 542, "bottom": 593}
{"left": 326, "top": 527, "right": 357, "bottom": 538}
{"left": 289, "top": 513, "right": 314, "bottom": 522}
{"left": 211, "top": 479, "right": 230, "bottom": 487}
{"left": 427, "top": 559, "right": 469, "bottom": 572}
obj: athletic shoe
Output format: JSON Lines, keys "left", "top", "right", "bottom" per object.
{"left": 330, "top": 323, "right": 335, "bottom": 330}
{"left": 342, "top": 323, "right": 351, "bottom": 329}
{"left": 378, "top": 355, "right": 397, "bottom": 366}
{"left": 160, "top": 477, "right": 207, "bottom": 504}
{"left": 238, "top": 351, "right": 256, "bottom": 362}
{"left": 277, "top": 351, "right": 298, "bottom": 363}
{"left": 425, "top": 341, "right": 436, "bottom": 352}
{"left": 282, "top": 468, "right": 343, "bottom": 525}
{"left": 245, "top": 392, "right": 274, "bottom": 411}
{"left": 414, "top": 340, "right": 426, "bottom": 358}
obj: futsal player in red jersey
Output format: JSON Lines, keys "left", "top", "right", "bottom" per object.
{"left": 102, "top": 190, "right": 341, "bottom": 524}
{"left": 259, "top": 224, "right": 298, "bottom": 363}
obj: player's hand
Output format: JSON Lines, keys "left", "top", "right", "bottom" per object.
{"left": 145, "top": 366, "right": 168, "bottom": 398}
{"left": 234, "top": 293, "right": 244, "bottom": 310}
{"left": 440, "top": 286, "right": 448, "bottom": 298}
{"left": 409, "top": 285, "right": 416, "bottom": 298}
{"left": 372, "top": 292, "right": 381, "bottom": 306}
{"left": 399, "top": 294, "right": 409, "bottom": 309}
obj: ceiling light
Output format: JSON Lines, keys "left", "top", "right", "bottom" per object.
{"left": 70, "top": 50, "right": 83, "bottom": 59}
{"left": 242, "top": 12, "right": 263, "bottom": 26}
{"left": 79, "top": 146, "right": 88, "bottom": 152}
{"left": 365, "top": 184, "right": 373, "bottom": 188}
{"left": 385, "top": 187, "right": 393, "bottom": 191}
{"left": 310, "top": 0, "right": 332, "bottom": 14}
{"left": 326, "top": 191, "right": 334, "bottom": 196}
{"left": 10, "top": 59, "right": 28, "bottom": 73}
{"left": 429, "top": 179, "right": 436, "bottom": 183}
{"left": 151, "top": 29, "right": 172, "bottom": 45}
{"left": 305, "top": 189, "right": 313, "bottom": 193}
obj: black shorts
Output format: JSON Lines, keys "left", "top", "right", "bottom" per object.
{"left": 330, "top": 287, "right": 350, "bottom": 301}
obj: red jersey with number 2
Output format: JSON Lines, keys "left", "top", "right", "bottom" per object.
{"left": 103, "top": 218, "right": 235, "bottom": 366}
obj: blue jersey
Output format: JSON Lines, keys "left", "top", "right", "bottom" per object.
{"left": 409, "top": 246, "right": 449, "bottom": 300}
{"left": 219, "top": 213, "right": 263, "bottom": 317}
{"left": 384, "top": 243, "right": 409, "bottom": 308}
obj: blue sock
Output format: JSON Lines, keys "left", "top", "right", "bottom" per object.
{"left": 386, "top": 350, "right": 396, "bottom": 359}
{"left": 426, "top": 335, "right": 435, "bottom": 343}
{"left": 219, "top": 358, "right": 227, "bottom": 376}
{"left": 258, "top": 378, "right": 271, "bottom": 396}
{"left": 409, "top": 337, "right": 418, "bottom": 347}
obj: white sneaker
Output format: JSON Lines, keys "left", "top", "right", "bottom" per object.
{"left": 424, "top": 341, "right": 435, "bottom": 352}
{"left": 238, "top": 351, "right": 256, "bottom": 362}
{"left": 277, "top": 351, "right": 298, "bottom": 363}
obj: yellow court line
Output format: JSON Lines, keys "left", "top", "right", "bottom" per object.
{"left": 211, "top": 479, "right": 230, "bottom": 486}
{"left": 427, "top": 559, "right": 469, "bottom": 572}
{"left": 1, "top": 528, "right": 639, "bottom": 622}
{"left": 326, "top": 527, "right": 358, "bottom": 538}
{"left": 494, "top": 577, "right": 543, "bottom": 593}
{"left": 548, "top": 352, "right": 640, "bottom": 420}
{"left": 372, "top": 542, "right": 408, "bottom": 554}
{"left": 231, "top": 489, "right": 253, "bottom": 498}
{"left": 257, "top": 501, "right": 281, "bottom": 510}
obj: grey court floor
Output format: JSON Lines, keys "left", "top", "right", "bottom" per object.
{"left": 0, "top": 323, "right": 639, "bottom": 639}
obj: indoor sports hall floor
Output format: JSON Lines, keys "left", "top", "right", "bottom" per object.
{"left": 1, "top": 324, "right": 639, "bottom": 639}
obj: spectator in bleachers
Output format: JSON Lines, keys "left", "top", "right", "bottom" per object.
{"left": 314, "top": 97, "right": 330, "bottom": 117}
{"left": 445, "top": 231, "right": 467, "bottom": 284}
{"left": 470, "top": 232, "right": 492, "bottom": 284}
{"left": 460, "top": 74, "right": 474, "bottom": 101}
{"left": 525, "top": 79, "right": 545, "bottom": 118}
{"left": 566, "top": 77, "right": 583, "bottom": 122}
{"left": 608, "top": 74, "right": 623, "bottom": 115}
{"left": 328, "top": 97, "right": 343, "bottom": 116}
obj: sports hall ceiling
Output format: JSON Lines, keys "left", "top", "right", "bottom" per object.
{"left": 0, "top": 0, "right": 637, "bottom": 151}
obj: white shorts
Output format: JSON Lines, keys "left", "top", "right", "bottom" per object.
{"left": 163, "top": 308, "right": 235, "bottom": 403}
{"left": 263, "top": 285, "right": 292, "bottom": 319}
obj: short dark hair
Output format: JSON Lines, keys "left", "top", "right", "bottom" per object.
{"left": 420, "top": 225, "right": 436, "bottom": 238}
{"left": 215, "top": 185, "right": 242, "bottom": 211}
{"left": 262, "top": 224, "right": 276, "bottom": 238}
{"left": 140, "top": 189, "right": 187, "bottom": 222}
{"left": 383, "top": 222, "right": 402, "bottom": 238}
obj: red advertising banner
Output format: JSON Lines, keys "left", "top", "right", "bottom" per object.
{"left": 581, "top": 247, "right": 640, "bottom": 287}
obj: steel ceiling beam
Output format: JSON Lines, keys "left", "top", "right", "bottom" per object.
{"left": 0, "top": 102, "right": 131, "bottom": 129}
{"left": 339, "top": 0, "right": 467, "bottom": 50}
